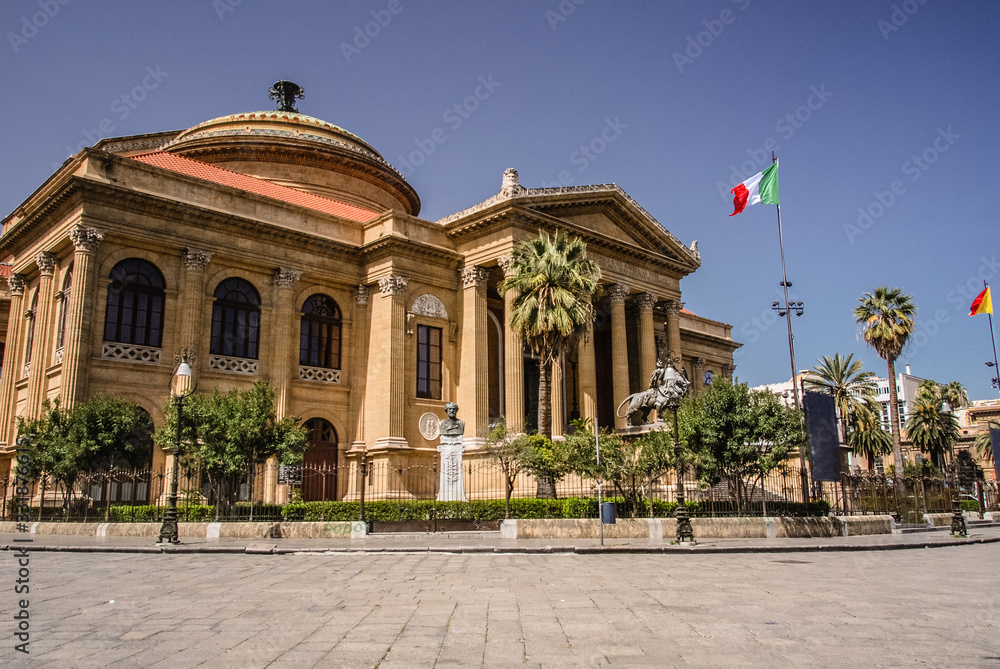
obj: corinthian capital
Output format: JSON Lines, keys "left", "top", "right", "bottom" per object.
{"left": 354, "top": 284, "right": 370, "bottom": 306}
{"left": 70, "top": 226, "right": 104, "bottom": 253}
{"left": 664, "top": 299, "right": 682, "bottom": 317}
{"left": 460, "top": 266, "right": 488, "bottom": 288}
{"left": 182, "top": 248, "right": 213, "bottom": 272}
{"left": 378, "top": 275, "right": 408, "bottom": 297}
{"left": 7, "top": 274, "right": 26, "bottom": 296}
{"left": 497, "top": 255, "right": 515, "bottom": 277}
{"left": 637, "top": 293, "right": 658, "bottom": 310}
{"left": 274, "top": 268, "right": 302, "bottom": 289}
{"left": 607, "top": 283, "right": 630, "bottom": 304}
{"left": 36, "top": 252, "right": 56, "bottom": 275}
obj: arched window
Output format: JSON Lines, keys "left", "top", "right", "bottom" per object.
{"left": 103, "top": 259, "right": 165, "bottom": 347}
{"left": 57, "top": 265, "right": 72, "bottom": 351}
{"left": 210, "top": 278, "right": 261, "bottom": 359}
{"left": 299, "top": 294, "right": 342, "bottom": 369}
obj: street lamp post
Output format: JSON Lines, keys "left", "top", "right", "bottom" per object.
{"left": 942, "top": 402, "right": 967, "bottom": 537}
{"left": 157, "top": 352, "right": 193, "bottom": 545}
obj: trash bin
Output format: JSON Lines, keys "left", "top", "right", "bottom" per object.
{"left": 600, "top": 502, "right": 616, "bottom": 524}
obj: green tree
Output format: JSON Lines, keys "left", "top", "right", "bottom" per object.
{"left": 974, "top": 426, "right": 996, "bottom": 465}
{"left": 483, "top": 420, "right": 531, "bottom": 518}
{"left": 16, "top": 396, "right": 153, "bottom": 511}
{"left": 498, "top": 231, "right": 601, "bottom": 442}
{"left": 520, "top": 433, "right": 573, "bottom": 500}
{"left": 155, "top": 382, "right": 306, "bottom": 514}
{"left": 804, "top": 353, "right": 878, "bottom": 439}
{"left": 854, "top": 286, "right": 916, "bottom": 496}
{"left": 565, "top": 420, "right": 677, "bottom": 517}
{"left": 904, "top": 396, "right": 960, "bottom": 469}
{"left": 681, "top": 378, "right": 803, "bottom": 513}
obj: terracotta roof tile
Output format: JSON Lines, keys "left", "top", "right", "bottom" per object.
{"left": 130, "top": 151, "right": 380, "bottom": 223}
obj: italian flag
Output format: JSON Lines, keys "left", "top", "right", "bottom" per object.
{"left": 970, "top": 286, "right": 993, "bottom": 316}
{"left": 730, "top": 161, "right": 779, "bottom": 216}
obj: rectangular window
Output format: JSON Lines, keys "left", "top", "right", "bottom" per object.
{"left": 416, "top": 325, "right": 442, "bottom": 399}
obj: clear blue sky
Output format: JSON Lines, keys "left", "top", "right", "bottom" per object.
{"left": 3, "top": 1, "right": 999, "bottom": 397}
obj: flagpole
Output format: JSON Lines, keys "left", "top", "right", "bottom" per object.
{"left": 771, "top": 152, "right": 810, "bottom": 503}
{"left": 985, "top": 281, "right": 1000, "bottom": 397}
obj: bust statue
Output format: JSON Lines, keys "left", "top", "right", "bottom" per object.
{"left": 437, "top": 402, "right": 467, "bottom": 501}
{"left": 439, "top": 402, "right": 465, "bottom": 438}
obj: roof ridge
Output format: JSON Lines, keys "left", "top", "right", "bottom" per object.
{"left": 128, "top": 151, "right": 380, "bottom": 223}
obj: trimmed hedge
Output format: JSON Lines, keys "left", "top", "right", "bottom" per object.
{"left": 33, "top": 497, "right": 831, "bottom": 523}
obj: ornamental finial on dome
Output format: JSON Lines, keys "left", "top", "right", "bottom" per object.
{"left": 269, "top": 81, "right": 304, "bottom": 113}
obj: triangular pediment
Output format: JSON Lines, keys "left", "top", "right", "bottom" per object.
{"left": 439, "top": 180, "right": 700, "bottom": 275}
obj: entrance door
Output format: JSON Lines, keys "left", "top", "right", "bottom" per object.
{"left": 301, "top": 418, "right": 338, "bottom": 501}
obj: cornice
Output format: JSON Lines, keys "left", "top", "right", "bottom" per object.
{"left": 360, "top": 235, "right": 463, "bottom": 267}
{"left": 679, "top": 327, "right": 743, "bottom": 353}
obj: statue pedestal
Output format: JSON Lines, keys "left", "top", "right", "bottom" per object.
{"left": 437, "top": 435, "right": 467, "bottom": 502}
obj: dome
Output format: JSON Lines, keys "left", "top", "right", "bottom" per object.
{"left": 162, "top": 109, "right": 420, "bottom": 215}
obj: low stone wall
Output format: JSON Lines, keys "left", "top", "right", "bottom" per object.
{"left": 501, "top": 515, "right": 897, "bottom": 540}
{"left": 773, "top": 517, "right": 843, "bottom": 538}
{"left": 923, "top": 513, "right": 955, "bottom": 527}
{"left": 0, "top": 521, "right": 366, "bottom": 539}
{"left": 840, "top": 515, "right": 894, "bottom": 536}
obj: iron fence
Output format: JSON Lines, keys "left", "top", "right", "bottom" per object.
{"left": 2, "top": 458, "right": 998, "bottom": 523}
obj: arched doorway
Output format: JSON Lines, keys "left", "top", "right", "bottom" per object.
{"left": 301, "top": 418, "right": 339, "bottom": 501}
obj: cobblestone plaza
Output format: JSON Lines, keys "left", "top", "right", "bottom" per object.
{"left": 2, "top": 538, "right": 998, "bottom": 668}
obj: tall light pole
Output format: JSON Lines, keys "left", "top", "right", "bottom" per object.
{"left": 942, "top": 402, "right": 967, "bottom": 537}
{"left": 157, "top": 351, "right": 193, "bottom": 545}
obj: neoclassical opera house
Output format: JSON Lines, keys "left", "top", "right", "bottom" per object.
{"left": 0, "top": 84, "right": 739, "bottom": 503}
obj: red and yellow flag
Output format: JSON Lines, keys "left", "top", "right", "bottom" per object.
{"left": 970, "top": 286, "right": 993, "bottom": 316}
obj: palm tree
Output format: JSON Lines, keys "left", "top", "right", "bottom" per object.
{"left": 499, "top": 230, "right": 601, "bottom": 440}
{"left": 804, "top": 353, "right": 878, "bottom": 439}
{"left": 854, "top": 286, "right": 916, "bottom": 492}
{"left": 847, "top": 401, "right": 894, "bottom": 471}
{"left": 941, "top": 381, "right": 969, "bottom": 410}
{"left": 904, "top": 397, "right": 960, "bottom": 470}
{"left": 974, "top": 425, "right": 997, "bottom": 465}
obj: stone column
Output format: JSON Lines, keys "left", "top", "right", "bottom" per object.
{"left": 366, "top": 275, "right": 408, "bottom": 449}
{"left": 551, "top": 354, "right": 564, "bottom": 438}
{"left": 577, "top": 314, "right": 597, "bottom": 423}
{"left": 665, "top": 299, "right": 683, "bottom": 368}
{"left": 26, "top": 253, "right": 57, "bottom": 418}
{"left": 271, "top": 268, "right": 301, "bottom": 418}
{"left": 0, "top": 275, "right": 26, "bottom": 447}
{"left": 349, "top": 284, "right": 371, "bottom": 449}
{"left": 458, "top": 266, "right": 489, "bottom": 445}
{"left": 608, "top": 284, "right": 630, "bottom": 429}
{"left": 637, "top": 293, "right": 658, "bottom": 386}
{"left": 498, "top": 256, "right": 524, "bottom": 434}
{"left": 722, "top": 363, "right": 735, "bottom": 381}
{"left": 692, "top": 356, "right": 705, "bottom": 395}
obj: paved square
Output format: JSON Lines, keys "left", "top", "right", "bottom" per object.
{"left": 2, "top": 543, "right": 999, "bottom": 667}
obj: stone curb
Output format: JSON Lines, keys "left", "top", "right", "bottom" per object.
{"left": 2, "top": 536, "right": 997, "bottom": 555}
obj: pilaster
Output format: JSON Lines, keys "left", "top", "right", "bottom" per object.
{"left": 0, "top": 275, "right": 26, "bottom": 447}
{"left": 349, "top": 284, "right": 371, "bottom": 449}
{"left": 271, "top": 267, "right": 301, "bottom": 418}
{"left": 458, "top": 266, "right": 489, "bottom": 446}
{"left": 608, "top": 283, "right": 630, "bottom": 429}
{"left": 366, "top": 275, "right": 408, "bottom": 448}
{"left": 176, "top": 248, "right": 212, "bottom": 394}
{"left": 26, "top": 252, "right": 57, "bottom": 418}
